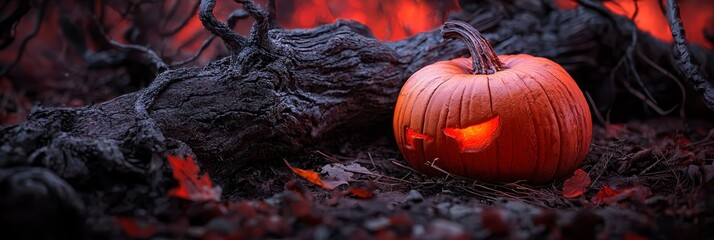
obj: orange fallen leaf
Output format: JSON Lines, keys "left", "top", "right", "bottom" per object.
{"left": 167, "top": 155, "right": 221, "bottom": 201}
{"left": 284, "top": 159, "right": 347, "bottom": 190}
{"left": 562, "top": 169, "right": 591, "bottom": 198}
{"left": 343, "top": 186, "right": 374, "bottom": 199}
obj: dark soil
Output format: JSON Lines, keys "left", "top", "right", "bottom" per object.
{"left": 103, "top": 117, "right": 714, "bottom": 239}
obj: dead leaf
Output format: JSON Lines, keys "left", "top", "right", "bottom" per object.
{"left": 605, "top": 124, "right": 627, "bottom": 139}
{"left": 342, "top": 163, "right": 373, "bottom": 175}
{"left": 630, "top": 149, "right": 653, "bottom": 162}
{"left": 166, "top": 155, "right": 221, "bottom": 201}
{"left": 285, "top": 159, "right": 347, "bottom": 190}
{"left": 114, "top": 217, "right": 158, "bottom": 239}
{"left": 562, "top": 169, "right": 591, "bottom": 198}
{"left": 343, "top": 186, "right": 374, "bottom": 199}
{"left": 320, "top": 162, "right": 374, "bottom": 182}
{"left": 623, "top": 232, "right": 648, "bottom": 240}
{"left": 321, "top": 164, "right": 354, "bottom": 182}
{"left": 591, "top": 184, "right": 651, "bottom": 205}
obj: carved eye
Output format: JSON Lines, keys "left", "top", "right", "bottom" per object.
{"left": 404, "top": 127, "right": 432, "bottom": 149}
{"left": 443, "top": 115, "right": 500, "bottom": 153}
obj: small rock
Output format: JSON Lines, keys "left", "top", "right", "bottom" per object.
{"left": 364, "top": 217, "right": 390, "bottom": 231}
{"left": 423, "top": 219, "right": 468, "bottom": 240}
{"left": 406, "top": 190, "right": 424, "bottom": 202}
{"left": 687, "top": 165, "right": 701, "bottom": 183}
{"left": 435, "top": 202, "right": 452, "bottom": 215}
{"left": 449, "top": 204, "right": 475, "bottom": 219}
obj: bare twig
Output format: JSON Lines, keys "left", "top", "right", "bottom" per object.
{"left": 585, "top": 91, "right": 607, "bottom": 125}
{"left": 92, "top": 17, "right": 169, "bottom": 72}
{"left": 367, "top": 152, "right": 376, "bottom": 169}
{"left": 313, "top": 150, "right": 342, "bottom": 163}
{"left": 0, "top": 1, "right": 30, "bottom": 49}
{"left": 199, "top": 0, "right": 246, "bottom": 52}
{"left": 226, "top": 9, "right": 250, "bottom": 28}
{"left": 665, "top": 0, "right": 714, "bottom": 111}
{"left": 0, "top": 0, "right": 47, "bottom": 77}
{"left": 161, "top": 0, "right": 200, "bottom": 37}
{"left": 236, "top": 0, "right": 275, "bottom": 50}
{"left": 106, "top": 39, "right": 169, "bottom": 72}
{"left": 622, "top": 78, "right": 677, "bottom": 115}
{"left": 636, "top": 47, "right": 688, "bottom": 123}
{"left": 639, "top": 154, "right": 664, "bottom": 175}
{"left": 267, "top": 0, "right": 278, "bottom": 29}
{"left": 170, "top": 36, "right": 215, "bottom": 66}
{"left": 171, "top": 9, "right": 250, "bottom": 67}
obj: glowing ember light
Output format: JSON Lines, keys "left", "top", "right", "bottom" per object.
{"left": 443, "top": 115, "right": 500, "bottom": 153}
{"left": 281, "top": 0, "right": 460, "bottom": 40}
{"left": 405, "top": 127, "right": 432, "bottom": 149}
{"left": 556, "top": 0, "right": 714, "bottom": 49}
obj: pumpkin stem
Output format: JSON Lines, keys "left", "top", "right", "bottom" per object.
{"left": 442, "top": 21, "right": 505, "bottom": 75}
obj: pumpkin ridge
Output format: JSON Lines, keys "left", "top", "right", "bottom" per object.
{"left": 486, "top": 75, "right": 495, "bottom": 114}
{"left": 454, "top": 76, "right": 469, "bottom": 176}
{"left": 526, "top": 67, "right": 571, "bottom": 180}
{"left": 439, "top": 77, "right": 465, "bottom": 176}
{"left": 494, "top": 72, "right": 517, "bottom": 180}
{"left": 521, "top": 63, "right": 587, "bottom": 177}
{"left": 505, "top": 69, "right": 538, "bottom": 180}
{"left": 539, "top": 65, "right": 590, "bottom": 176}
{"left": 511, "top": 70, "right": 545, "bottom": 182}
{"left": 419, "top": 75, "right": 454, "bottom": 173}
{"left": 404, "top": 73, "right": 448, "bottom": 173}
{"left": 461, "top": 75, "right": 481, "bottom": 175}
{"left": 517, "top": 68, "right": 563, "bottom": 182}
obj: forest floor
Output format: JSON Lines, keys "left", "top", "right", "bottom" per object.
{"left": 3, "top": 71, "right": 713, "bottom": 239}
{"left": 104, "top": 116, "right": 714, "bottom": 239}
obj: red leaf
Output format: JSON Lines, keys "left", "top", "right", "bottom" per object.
{"left": 343, "top": 186, "right": 374, "bottom": 199}
{"left": 591, "top": 184, "right": 651, "bottom": 205}
{"left": 605, "top": 124, "right": 627, "bottom": 138}
{"left": 592, "top": 185, "right": 618, "bottom": 204}
{"left": 114, "top": 217, "right": 158, "bottom": 239}
{"left": 284, "top": 159, "right": 347, "bottom": 190}
{"left": 562, "top": 169, "right": 591, "bottom": 198}
{"left": 166, "top": 155, "right": 221, "bottom": 201}
{"left": 623, "top": 232, "right": 648, "bottom": 240}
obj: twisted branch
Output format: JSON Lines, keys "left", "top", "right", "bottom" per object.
{"left": 237, "top": 0, "right": 276, "bottom": 50}
{"left": 171, "top": 9, "right": 249, "bottom": 66}
{"left": 198, "top": 0, "right": 246, "bottom": 52}
{"left": 0, "top": 0, "right": 47, "bottom": 77}
{"left": 665, "top": 0, "right": 714, "bottom": 111}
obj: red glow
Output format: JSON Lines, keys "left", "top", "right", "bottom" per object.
{"left": 282, "top": 0, "right": 460, "bottom": 41}
{"left": 405, "top": 127, "right": 432, "bottom": 149}
{"left": 556, "top": 0, "right": 714, "bottom": 49}
{"left": 443, "top": 115, "right": 500, "bottom": 153}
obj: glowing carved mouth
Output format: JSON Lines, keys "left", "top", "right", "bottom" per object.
{"left": 404, "top": 127, "right": 432, "bottom": 149}
{"left": 443, "top": 115, "right": 500, "bottom": 153}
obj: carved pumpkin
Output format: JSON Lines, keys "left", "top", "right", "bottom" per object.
{"left": 393, "top": 21, "right": 592, "bottom": 183}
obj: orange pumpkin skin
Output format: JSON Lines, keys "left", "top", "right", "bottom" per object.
{"left": 393, "top": 55, "right": 592, "bottom": 183}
